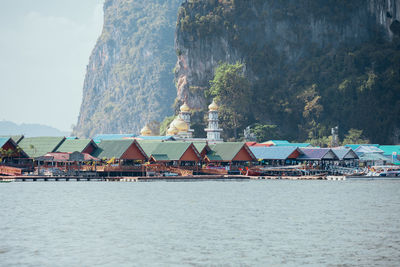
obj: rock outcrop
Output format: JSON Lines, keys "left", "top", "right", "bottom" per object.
{"left": 174, "top": 0, "right": 400, "bottom": 143}
{"left": 74, "top": 0, "right": 182, "bottom": 138}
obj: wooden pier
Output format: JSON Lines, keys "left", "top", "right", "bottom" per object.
{"left": 0, "top": 174, "right": 350, "bottom": 182}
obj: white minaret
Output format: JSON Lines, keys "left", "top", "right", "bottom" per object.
{"left": 205, "top": 99, "right": 223, "bottom": 142}
{"left": 179, "top": 102, "right": 193, "bottom": 138}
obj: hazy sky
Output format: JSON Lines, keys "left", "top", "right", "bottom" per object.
{"left": 0, "top": 0, "right": 104, "bottom": 131}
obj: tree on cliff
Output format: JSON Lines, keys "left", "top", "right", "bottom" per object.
{"left": 208, "top": 62, "right": 251, "bottom": 140}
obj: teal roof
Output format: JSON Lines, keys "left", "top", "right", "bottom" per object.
{"left": 262, "top": 140, "right": 290, "bottom": 145}
{"left": 18, "top": 137, "right": 65, "bottom": 158}
{"left": 345, "top": 144, "right": 379, "bottom": 150}
{"left": 0, "top": 137, "right": 9, "bottom": 148}
{"left": 56, "top": 139, "right": 96, "bottom": 153}
{"left": 92, "top": 140, "right": 136, "bottom": 159}
{"left": 136, "top": 136, "right": 175, "bottom": 141}
{"left": 275, "top": 143, "right": 311, "bottom": 147}
{"left": 93, "top": 134, "right": 136, "bottom": 143}
{"left": 0, "top": 135, "right": 24, "bottom": 143}
{"left": 378, "top": 145, "right": 400, "bottom": 156}
{"left": 207, "top": 142, "right": 251, "bottom": 161}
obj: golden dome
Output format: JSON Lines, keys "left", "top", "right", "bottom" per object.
{"left": 180, "top": 102, "right": 190, "bottom": 112}
{"left": 166, "top": 125, "right": 178, "bottom": 136}
{"left": 208, "top": 99, "right": 219, "bottom": 111}
{"left": 173, "top": 117, "right": 189, "bottom": 132}
{"left": 140, "top": 125, "right": 153, "bottom": 136}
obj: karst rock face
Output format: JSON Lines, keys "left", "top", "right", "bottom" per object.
{"left": 75, "top": 0, "right": 400, "bottom": 142}
{"left": 173, "top": 0, "right": 400, "bottom": 142}
{"left": 74, "top": 0, "right": 182, "bottom": 138}
{"left": 174, "top": 0, "right": 400, "bottom": 109}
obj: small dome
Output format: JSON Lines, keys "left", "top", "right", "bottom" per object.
{"left": 166, "top": 125, "right": 178, "bottom": 136}
{"left": 140, "top": 125, "right": 152, "bottom": 136}
{"left": 208, "top": 99, "right": 219, "bottom": 111}
{"left": 173, "top": 117, "right": 189, "bottom": 132}
{"left": 180, "top": 102, "right": 190, "bottom": 112}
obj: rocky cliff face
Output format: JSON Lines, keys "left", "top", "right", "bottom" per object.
{"left": 174, "top": 0, "right": 400, "bottom": 142}
{"left": 74, "top": 0, "right": 182, "bottom": 138}
{"left": 175, "top": 0, "right": 400, "bottom": 107}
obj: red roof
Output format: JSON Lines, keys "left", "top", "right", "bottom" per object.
{"left": 245, "top": 142, "right": 272, "bottom": 147}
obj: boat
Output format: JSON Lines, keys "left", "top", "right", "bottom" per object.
{"left": 246, "top": 165, "right": 308, "bottom": 177}
{"left": 366, "top": 165, "right": 400, "bottom": 177}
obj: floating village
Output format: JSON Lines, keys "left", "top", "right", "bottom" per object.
{"left": 1, "top": 100, "right": 400, "bottom": 182}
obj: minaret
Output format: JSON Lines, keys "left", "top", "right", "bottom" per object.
{"left": 205, "top": 99, "right": 223, "bottom": 142}
{"left": 179, "top": 102, "right": 193, "bottom": 138}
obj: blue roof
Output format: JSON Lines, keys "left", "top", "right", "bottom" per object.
{"left": 135, "top": 136, "right": 175, "bottom": 141}
{"left": 298, "top": 148, "right": 338, "bottom": 160}
{"left": 93, "top": 134, "right": 136, "bottom": 143}
{"left": 0, "top": 137, "right": 10, "bottom": 148}
{"left": 249, "top": 146, "right": 299, "bottom": 160}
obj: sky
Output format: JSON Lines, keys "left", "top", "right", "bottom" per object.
{"left": 0, "top": 0, "right": 104, "bottom": 132}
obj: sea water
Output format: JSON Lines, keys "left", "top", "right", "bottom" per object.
{"left": 1, "top": 180, "right": 400, "bottom": 266}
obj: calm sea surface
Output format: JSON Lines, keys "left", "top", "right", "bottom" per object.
{"left": 1, "top": 180, "right": 400, "bottom": 266}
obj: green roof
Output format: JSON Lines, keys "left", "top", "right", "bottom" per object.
{"left": 193, "top": 142, "right": 208, "bottom": 153}
{"left": 92, "top": 140, "right": 136, "bottom": 159}
{"left": 207, "top": 142, "right": 247, "bottom": 161}
{"left": 56, "top": 139, "right": 96, "bottom": 153}
{"left": 150, "top": 142, "right": 198, "bottom": 161}
{"left": 18, "top": 137, "right": 65, "bottom": 158}
{"left": 136, "top": 141, "right": 201, "bottom": 161}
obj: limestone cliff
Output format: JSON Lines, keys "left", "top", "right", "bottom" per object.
{"left": 74, "top": 0, "right": 182, "bottom": 138}
{"left": 174, "top": 0, "right": 400, "bottom": 143}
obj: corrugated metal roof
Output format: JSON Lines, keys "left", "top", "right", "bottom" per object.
{"left": 359, "top": 153, "right": 389, "bottom": 161}
{"left": 92, "top": 139, "right": 135, "bottom": 159}
{"left": 332, "top": 148, "right": 358, "bottom": 160}
{"left": 249, "top": 146, "right": 299, "bottom": 160}
{"left": 135, "top": 136, "right": 175, "bottom": 141}
{"left": 56, "top": 139, "right": 97, "bottom": 153}
{"left": 377, "top": 145, "right": 400, "bottom": 156}
{"left": 355, "top": 146, "right": 384, "bottom": 154}
{"left": 275, "top": 143, "right": 311, "bottom": 147}
{"left": 298, "top": 148, "right": 338, "bottom": 160}
{"left": 18, "top": 137, "right": 65, "bottom": 158}
{"left": 207, "top": 142, "right": 248, "bottom": 161}
{"left": 136, "top": 140, "right": 163, "bottom": 157}
{"left": 345, "top": 144, "right": 379, "bottom": 150}
{"left": 93, "top": 134, "right": 136, "bottom": 143}
{"left": 149, "top": 142, "right": 200, "bottom": 161}
{"left": 193, "top": 142, "right": 208, "bottom": 153}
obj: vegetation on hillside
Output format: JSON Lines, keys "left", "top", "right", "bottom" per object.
{"left": 74, "top": 0, "right": 182, "bottom": 137}
{"left": 176, "top": 0, "right": 400, "bottom": 144}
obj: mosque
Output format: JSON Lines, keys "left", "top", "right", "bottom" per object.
{"left": 140, "top": 99, "right": 223, "bottom": 143}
